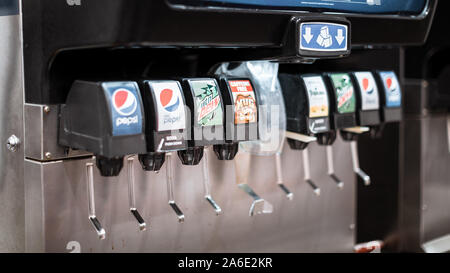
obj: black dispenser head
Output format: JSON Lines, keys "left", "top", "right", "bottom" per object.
{"left": 352, "top": 72, "right": 382, "bottom": 127}
{"left": 279, "top": 73, "right": 332, "bottom": 149}
{"left": 138, "top": 80, "right": 188, "bottom": 171}
{"left": 376, "top": 71, "right": 403, "bottom": 123}
{"left": 324, "top": 72, "right": 358, "bottom": 130}
{"left": 214, "top": 77, "right": 259, "bottom": 160}
{"left": 59, "top": 81, "right": 147, "bottom": 176}
{"left": 177, "top": 78, "right": 225, "bottom": 165}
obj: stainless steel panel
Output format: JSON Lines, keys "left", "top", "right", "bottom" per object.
{"left": 421, "top": 114, "right": 450, "bottom": 244}
{"left": 0, "top": 14, "right": 24, "bottom": 252}
{"left": 24, "top": 104, "right": 91, "bottom": 161}
{"left": 25, "top": 138, "right": 356, "bottom": 253}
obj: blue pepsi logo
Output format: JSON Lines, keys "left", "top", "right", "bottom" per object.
{"left": 160, "top": 88, "right": 180, "bottom": 112}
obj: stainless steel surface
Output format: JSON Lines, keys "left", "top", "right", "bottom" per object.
{"left": 202, "top": 150, "right": 222, "bottom": 216}
{"left": 326, "top": 146, "right": 344, "bottom": 189}
{"left": 302, "top": 148, "right": 321, "bottom": 196}
{"left": 0, "top": 14, "right": 25, "bottom": 252}
{"left": 24, "top": 104, "right": 90, "bottom": 161}
{"left": 24, "top": 137, "right": 356, "bottom": 252}
{"left": 420, "top": 114, "right": 450, "bottom": 245}
{"left": 350, "top": 141, "right": 371, "bottom": 186}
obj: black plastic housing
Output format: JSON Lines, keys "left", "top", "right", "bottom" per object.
{"left": 217, "top": 77, "right": 259, "bottom": 143}
{"left": 279, "top": 73, "right": 332, "bottom": 136}
{"left": 351, "top": 72, "right": 382, "bottom": 127}
{"left": 180, "top": 78, "right": 225, "bottom": 147}
{"left": 59, "top": 80, "right": 147, "bottom": 158}
{"left": 374, "top": 71, "right": 403, "bottom": 123}
{"left": 323, "top": 73, "right": 358, "bottom": 130}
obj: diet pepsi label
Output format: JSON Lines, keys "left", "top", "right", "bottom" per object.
{"left": 102, "top": 82, "right": 143, "bottom": 136}
{"left": 379, "top": 71, "right": 402, "bottom": 108}
{"left": 354, "top": 72, "right": 380, "bottom": 111}
{"left": 149, "top": 81, "right": 186, "bottom": 132}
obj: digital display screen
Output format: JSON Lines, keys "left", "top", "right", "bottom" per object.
{"left": 170, "top": 0, "right": 428, "bottom": 16}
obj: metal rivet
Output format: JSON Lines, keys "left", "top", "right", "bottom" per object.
{"left": 45, "top": 152, "right": 52, "bottom": 159}
{"left": 6, "top": 135, "right": 20, "bottom": 152}
{"left": 43, "top": 106, "right": 51, "bottom": 114}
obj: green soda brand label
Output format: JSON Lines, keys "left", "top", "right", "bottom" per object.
{"left": 330, "top": 73, "right": 356, "bottom": 114}
{"left": 191, "top": 79, "right": 223, "bottom": 127}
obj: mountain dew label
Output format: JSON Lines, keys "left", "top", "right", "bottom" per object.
{"left": 330, "top": 73, "right": 356, "bottom": 114}
{"left": 191, "top": 79, "right": 223, "bottom": 127}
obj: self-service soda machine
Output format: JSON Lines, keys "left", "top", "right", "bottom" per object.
{"left": 0, "top": 0, "right": 448, "bottom": 253}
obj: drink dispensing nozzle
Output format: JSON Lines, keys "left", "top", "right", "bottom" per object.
{"left": 216, "top": 76, "right": 276, "bottom": 213}
{"left": 279, "top": 73, "right": 344, "bottom": 195}
{"left": 138, "top": 80, "right": 190, "bottom": 222}
{"left": 215, "top": 61, "right": 291, "bottom": 205}
{"left": 59, "top": 81, "right": 148, "bottom": 239}
{"left": 323, "top": 72, "right": 372, "bottom": 186}
{"left": 179, "top": 78, "right": 225, "bottom": 216}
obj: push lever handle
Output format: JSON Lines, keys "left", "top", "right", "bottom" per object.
{"left": 350, "top": 141, "right": 371, "bottom": 186}
{"left": 166, "top": 153, "right": 185, "bottom": 222}
{"left": 326, "top": 146, "right": 344, "bottom": 189}
{"left": 302, "top": 148, "right": 320, "bottom": 196}
{"left": 238, "top": 184, "right": 273, "bottom": 216}
{"left": 202, "top": 150, "right": 222, "bottom": 215}
{"left": 86, "top": 159, "right": 106, "bottom": 240}
{"left": 127, "top": 157, "right": 147, "bottom": 231}
{"left": 234, "top": 153, "right": 273, "bottom": 216}
{"left": 275, "top": 153, "right": 293, "bottom": 200}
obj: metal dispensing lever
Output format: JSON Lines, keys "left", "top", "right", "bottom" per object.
{"left": 235, "top": 153, "right": 273, "bottom": 217}
{"left": 165, "top": 153, "right": 185, "bottom": 223}
{"left": 350, "top": 141, "right": 371, "bottom": 186}
{"left": 86, "top": 158, "right": 106, "bottom": 240}
{"left": 127, "top": 156, "right": 147, "bottom": 231}
{"left": 275, "top": 153, "right": 294, "bottom": 200}
{"left": 202, "top": 149, "right": 222, "bottom": 215}
{"left": 302, "top": 148, "right": 321, "bottom": 196}
{"left": 326, "top": 146, "right": 344, "bottom": 189}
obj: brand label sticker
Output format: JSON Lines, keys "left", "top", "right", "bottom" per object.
{"left": 308, "top": 117, "right": 330, "bottom": 134}
{"left": 330, "top": 73, "right": 356, "bottom": 114}
{"left": 103, "top": 82, "right": 143, "bottom": 136}
{"left": 190, "top": 79, "right": 223, "bottom": 127}
{"left": 303, "top": 76, "right": 329, "bottom": 118}
{"left": 379, "top": 71, "right": 402, "bottom": 108}
{"left": 149, "top": 81, "right": 186, "bottom": 132}
{"left": 228, "top": 80, "right": 258, "bottom": 125}
{"left": 354, "top": 72, "right": 380, "bottom": 111}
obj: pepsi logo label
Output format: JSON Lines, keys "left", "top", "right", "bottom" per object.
{"left": 379, "top": 71, "right": 402, "bottom": 108}
{"left": 354, "top": 72, "right": 380, "bottom": 111}
{"left": 112, "top": 89, "right": 138, "bottom": 116}
{"left": 160, "top": 88, "right": 180, "bottom": 112}
{"left": 149, "top": 81, "right": 186, "bottom": 132}
{"left": 102, "top": 82, "right": 143, "bottom": 136}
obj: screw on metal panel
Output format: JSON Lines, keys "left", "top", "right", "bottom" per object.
{"left": 43, "top": 106, "right": 51, "bottom": 114}
{"left": 45, "top": 152, "right": 52, "bottom": 159}
{"left": 349, "top": 224, "right": 355, "bottom": 230}
{"left": 6, "top": 135, "right": 20, "bottom": 152}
